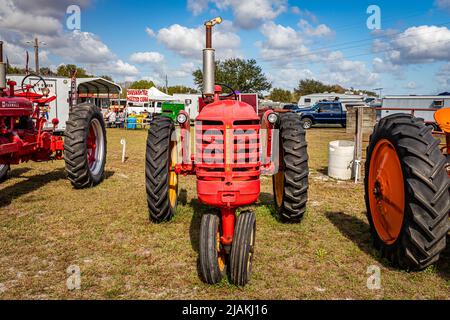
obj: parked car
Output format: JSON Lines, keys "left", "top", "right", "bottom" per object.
{"left": 298, "top": 101, "right": 346, "bottom": 129}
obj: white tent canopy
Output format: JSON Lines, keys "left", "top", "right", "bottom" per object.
{"left": 147, "top": 87, "right": 177, "bottom": 101}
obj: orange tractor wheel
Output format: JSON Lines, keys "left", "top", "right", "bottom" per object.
{"left": 365, "top": 114, "right": 449, "bottom": 270}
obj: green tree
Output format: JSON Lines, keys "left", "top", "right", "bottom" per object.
{"left": 294, "top": 79, "right": 331, "bottom": 97}
{"left": 269, "top": 88, "right": 293, "bottom": 103}
{"left": 129, "top": 80, "right": 155, "bottom": 89}
{"left": 40, "top": 67, "right": 56, "bottom": 76}
{"left": 193, "top": 58, "right": 271, "bottom": 94}
{"left": 158, "top": 85, "right": 199, "bottom": 95}
{"left": 56, "top": 64, "right": 91, "bottom": 78}
{"left": 100, "top": 75, "right": 113, "bottom": 82}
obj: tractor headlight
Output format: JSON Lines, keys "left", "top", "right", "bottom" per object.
{"left": 267, "top": 112, "right": 279, "bottom": 125}
{"left": 177, "top": 113, "right": 187, "bottom": 124}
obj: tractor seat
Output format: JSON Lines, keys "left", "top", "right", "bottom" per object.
{"left": 434, "top": 108, "right": 450, "bottom": 133}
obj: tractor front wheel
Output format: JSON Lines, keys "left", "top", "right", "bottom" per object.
{"left": 146, "top": 116, "right": 178, "bottom": 223}
{"left": 199, "top": 212, "right": 227, "bottom": 284}
{"left": 273, "top": 113, "right": 309, "bottom": 223}
{"left": 230, "top": 210, "right": 256, "bottom": 286}
{"left": 365, "top": 114, "right": 449, "bottom": 270}
{"left": 64, "top": 103, "right": 107, "bottom": 188}
{"left": 0, "top": 164, "right": 9, "bottom": 182}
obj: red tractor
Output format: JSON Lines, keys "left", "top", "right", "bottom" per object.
{"left": 364, "top": 109, "right": 449, "bottom": 270}
{"left": 145, "top": 18, "right": 309, "bottom": 286}
{"left": 0, "top": 41, "right": 107, "bottom": 188}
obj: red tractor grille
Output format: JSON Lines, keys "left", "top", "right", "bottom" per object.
{"left": 195, "top": 120, "right": 260, "bottom": 181}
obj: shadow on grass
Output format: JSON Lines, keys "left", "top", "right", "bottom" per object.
{"left": 0, "top": 169, "right": 115, "bottom": 208}
{"left": 325, "top": 211, "right": 450, "bottom": 280}
{"left": 188, "top": 199, "right": 212, "bottom": 254}
{"left": 8, "top": 167, "right": 32, "bottom": 178}
{"left": 0, "top": 168, "right": 66, "bottom": 208}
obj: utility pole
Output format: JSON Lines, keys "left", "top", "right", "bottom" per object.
{"left": 165, "top": 74, "right": 168, "bottom": 94}
{"left": 26, "top": 37, "right": 46, "bottom": 75}
{"left": 373, "top": 87, "right": 383, "bottom": 99}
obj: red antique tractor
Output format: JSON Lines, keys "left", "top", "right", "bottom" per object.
{"left": 145, "top": 18, "right": 309, "bottom": 286}
{"left": 364, "top": 110, "right": 449, "bottom": 270}
{"left": 0, "top": 41, "right": 107, "bottom": 188}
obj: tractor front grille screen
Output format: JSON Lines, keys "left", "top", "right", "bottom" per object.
{"left": 195, "top": 120, "right": 260, "bottom": 181}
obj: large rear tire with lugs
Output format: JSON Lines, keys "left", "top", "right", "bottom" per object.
{"left": 365, "top": 113, "right": 449, "bottom": 270}
{"left": 145, "top": 116, "right": 178, "bottom": 223}
{"left": 273, "top": 113, "right": 309, "bottom": 223}
{"left": 64, "top": 103, "right": 107, "bottom": 189}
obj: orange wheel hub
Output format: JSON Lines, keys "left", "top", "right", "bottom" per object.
{"left": 368, "top": 139, "right": 405, "bottom": 245}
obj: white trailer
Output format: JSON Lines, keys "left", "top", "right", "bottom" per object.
{"left": 381, "top": 95, "right": 450, "bottom": 126}
{"left": 298, "top": 93, "right": 366, "bottom": 107}
{"left": 7, "top": 75, "right": 121, "bottom": 130}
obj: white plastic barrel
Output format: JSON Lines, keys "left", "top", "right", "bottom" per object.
{"left": 328, "top": 140, "right": 355, "bottom": 180}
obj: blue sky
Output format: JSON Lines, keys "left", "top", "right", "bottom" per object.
{"left": 1, "top": 0, "right": 450, "bottom": 95}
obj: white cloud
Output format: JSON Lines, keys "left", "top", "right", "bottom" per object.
{"left": 113, "top": 60, "right": 140, "bottom": 76}
{"left": 130, "top": 52, "right": 165, "bottom": 64}
{"left": 436, "top": 63, "right": 450, "bottom": 89}
{"left": 186, "top": 0, "right": 287, "bottom": 29}
{"left": 298, "top": 19, "right": 333, "bottom": 37}
{"left": 322, "top": 51, "right": 379, "bottom": 87}
{"left": 267, "top": 66, "right": 314, "bottom": 90}
{"left": 380, "top": 25, "right": 450, "bottom": 65}
{"left": 145, "top": 27, "right": 155, "bottom": 37}
{"left": 155, "top": 23, "right": 241, "bottom": 59}
{"left": 0, "top": 0, "right": 139, "bottom": 81}
{"left": 258, "top": 22, "right": 311, "bottom": 64}
{"left": 45, "top": 30, "right": 115, "bottom": 64}
{"left": 187, "top": 0, "right": 209, "bottom": 15}
{"left": 0, "top": 0, "right": 62, "bottom": 35}
{"left": 435, "top": 0, "right": 450, "bottom": 10}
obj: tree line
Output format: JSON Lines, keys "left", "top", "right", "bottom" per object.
{"left": 8, "top": 59, "right": 376, "bottom": 102}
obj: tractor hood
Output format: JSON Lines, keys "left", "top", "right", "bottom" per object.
{"left": 197, "top": 99, "right": 259, "bottom": 124}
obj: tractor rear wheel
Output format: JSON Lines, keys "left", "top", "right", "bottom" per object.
{"left": 64, "top": 103, "right": 107, "bottom": 189}
{"left": 273, "top": 113, "right": 309, "bottom": 223}
{"left": 365, "top": 113, "right": 449, "bottom": 270}
{"left": 0, "top": 164, "right": 9, "bottom": 182}
{"left": 230, "top": 210, "right": 256, "bottom": 286}
{"left": 146, "top": 116, "right": 178, "bottom": 223}
{"left": 199, "top": 212, "right": 227, "bottom": 284}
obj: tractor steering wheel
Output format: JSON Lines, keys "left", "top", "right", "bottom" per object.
{"left": 21, "top": 73, "right": 48, "bottom": 95}
{"left": 217, "top": 83, "right": 238, "bottom": 101}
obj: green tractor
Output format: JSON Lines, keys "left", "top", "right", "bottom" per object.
{"left": 160, "top": 102, "right": 185, "bottom": 122}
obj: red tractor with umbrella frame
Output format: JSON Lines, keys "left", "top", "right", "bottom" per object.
{"left": 145, "top": 18, "right": 309, "bottom": 286}
{"left": 0, "top": 41, "right": 107, "bottom": 188}
{"left": 365, "top": 109, "right": 449, "bottom": 270}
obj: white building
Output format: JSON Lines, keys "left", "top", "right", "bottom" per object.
{"left": 298, "top": 92, "right": 366, "bottom": 107}
{"left": 173, "top": 93, "right": 201, "bottom": 119}
{"left": 7, "top": 74, "right": 121, "bottom": 130}
{"left": 381, "top": 95, "right": 450, "bottom": 125}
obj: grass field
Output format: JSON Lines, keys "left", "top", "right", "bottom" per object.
{"left": 0, "top": 127, "right": 448, "bottom": 300}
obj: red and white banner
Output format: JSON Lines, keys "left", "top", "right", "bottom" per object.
{"left": 127, "top": 89, "right": 149, "bottom": 103}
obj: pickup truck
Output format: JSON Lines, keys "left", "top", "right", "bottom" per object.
{"left": 297, "top": 101, "right": 346, "bottom": 129}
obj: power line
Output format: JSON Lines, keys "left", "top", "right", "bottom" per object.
{"left": 265, "top": 37, "right": 450, "bottom": 71}
{"left": 260, "top": 20, "right": 450, "bottom": 63}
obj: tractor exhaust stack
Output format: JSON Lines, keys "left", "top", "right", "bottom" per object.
{"left": 0, "top": 41, "right": 6, "bottom": 90}
{"left": 202, "top": 17, "right": 222, "bottom": 98}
